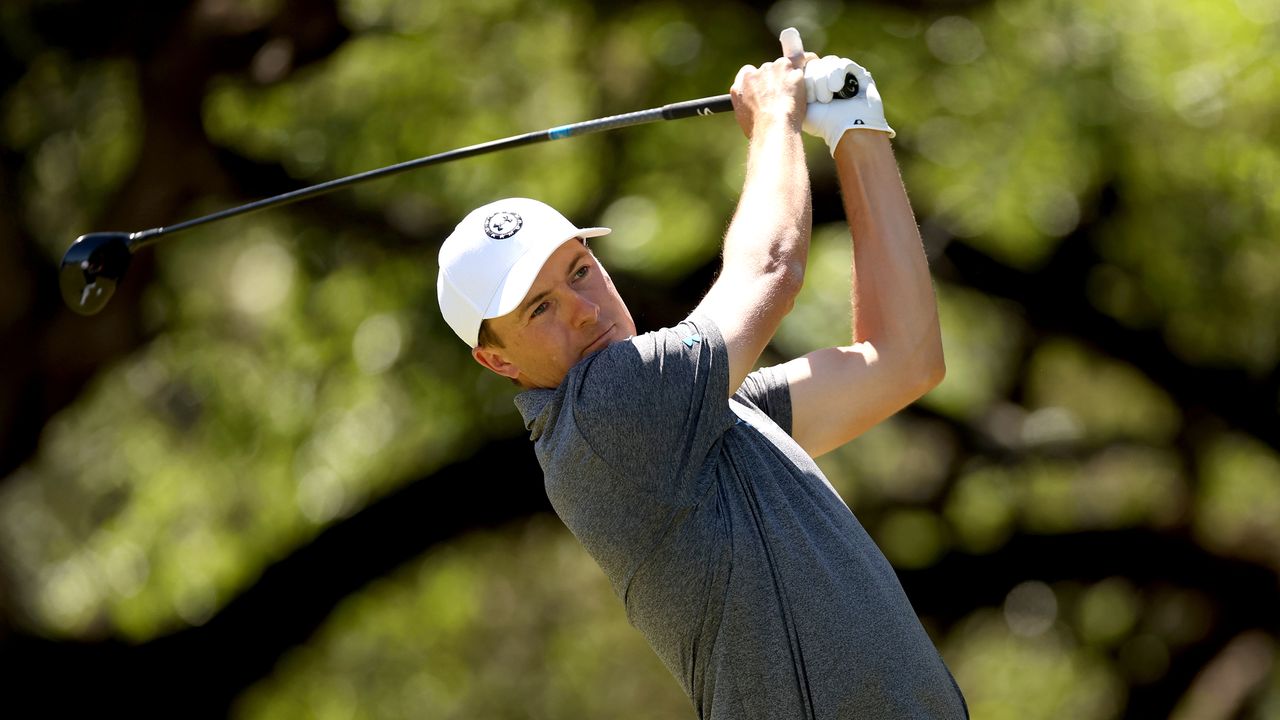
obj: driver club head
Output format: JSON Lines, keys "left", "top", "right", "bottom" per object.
{"left": 59, "top": 232, "right": 133, "bottom": 316}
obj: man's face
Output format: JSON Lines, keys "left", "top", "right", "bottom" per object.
{"left": 472, "top": 239, "right": 636, "bottom": 389}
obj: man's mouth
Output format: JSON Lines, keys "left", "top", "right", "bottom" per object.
{"left": 582, "top": 325, "right": 615, "bottom": 358}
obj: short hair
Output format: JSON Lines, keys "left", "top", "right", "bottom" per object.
{"left": 476, "top": 319, "right": 503, "bottom": 349}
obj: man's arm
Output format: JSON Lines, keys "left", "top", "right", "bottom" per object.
{"left": 695, "top": 54, "right": 812, "bottom": 396}
{"left": 783, "top": 129, "right": 946, "bottom": 458}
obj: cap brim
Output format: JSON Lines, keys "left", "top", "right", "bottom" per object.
{"left": 482, "top": 227, "right": 611, "bottom": 321}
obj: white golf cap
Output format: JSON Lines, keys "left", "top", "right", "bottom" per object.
{"left": 437, "top": 197, "right": 611, "bottom": 347}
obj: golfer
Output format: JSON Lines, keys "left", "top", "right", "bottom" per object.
{"left": 436, "top": 39, "right": 968, "bottom": 720}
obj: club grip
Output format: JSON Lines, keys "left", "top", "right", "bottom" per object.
{"left": 661, "top": 94, "right": 735, "bottom": 120}
{"left": 835, "top": 73, "right": 859, "bottom": 99}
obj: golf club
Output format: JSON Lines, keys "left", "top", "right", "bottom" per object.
{"left": 59, "top": 93, "right": 742, "bottom": 316}
{"left": 60, "top": 35, "right": 857, "bottom": 317}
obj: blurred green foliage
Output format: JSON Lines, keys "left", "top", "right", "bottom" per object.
{"left": 3, "top": 55, "right": 141, "bottom": 262}
{"left": 233, "top": 516, "right": 690, "bottom": 719}
{"left": 2, "top": 0, "right": 1279, "bottom": 716}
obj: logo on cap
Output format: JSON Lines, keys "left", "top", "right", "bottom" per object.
{"left": 483, "top": 211, "right": 523, "bottom": 240}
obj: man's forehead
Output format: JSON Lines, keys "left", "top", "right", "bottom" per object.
{"left": 532, "top": 239, "right": 589, "bottom": 284}
{"left": 494, "top": 239, "right": 590, "bottom": 325}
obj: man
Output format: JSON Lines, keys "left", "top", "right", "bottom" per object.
{"left": 436, "top": 34, "right": 967, "bottom": 720}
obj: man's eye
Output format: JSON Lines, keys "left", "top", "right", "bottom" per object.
{"left": 573, "top": 265, "right": 590, "bottom": 281}
{"left": 531, "top": 302, "right": 549, "bottom": 318}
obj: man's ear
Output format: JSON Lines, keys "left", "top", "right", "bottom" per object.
{"left": 472, "top": 345, "right": 521, "bottom": 381}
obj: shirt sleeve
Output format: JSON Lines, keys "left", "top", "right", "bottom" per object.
{"left": 563, "top": 313, "right": 736, "bottom": 500}
{"left": 734, "top": 364, "right": 794, "bottom": 436}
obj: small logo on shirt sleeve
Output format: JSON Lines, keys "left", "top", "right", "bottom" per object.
{"left": 682, "top": 333, "right": 702, "bottom": 348}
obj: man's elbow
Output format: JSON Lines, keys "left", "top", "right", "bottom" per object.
{"left": 921, "top": 352, "right": 946, "bottom": 393}
{"left": 903, "top": 339, "right": 946, "bottom": 401}
{"left": 759, "top": 258, "right": 805, "bottom": 311}
{"left": 767, "top": 250, "right": 806, "bottom": 294}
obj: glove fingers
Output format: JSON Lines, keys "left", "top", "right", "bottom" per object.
{"left": 805, "top": 55, "right": 838, "bottom": 103}
{"left": 826, "top": 64, "right": 846, "bottom": 94}
{"left": 814, "top": 57, "right": 835, "bottom": 103}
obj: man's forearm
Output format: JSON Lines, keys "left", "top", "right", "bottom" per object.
{"left": 698, "top": 113, "right": 812, "bottom": 392}
{"left": 835, "top": 131, "right": 943, "bottom": 377}
{"left": 722, "top": 120, "right": 812, "bottom": 287}
{"left": 699, "top": 52, "right": 812, "bottom": 393}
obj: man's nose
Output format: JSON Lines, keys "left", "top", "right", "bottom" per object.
{"left": 568, "top": 290, "right": 600, "bottom": 327}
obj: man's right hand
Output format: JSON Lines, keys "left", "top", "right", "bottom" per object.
{"left": 728, "top": 54, "right": 807, "bottom": 140}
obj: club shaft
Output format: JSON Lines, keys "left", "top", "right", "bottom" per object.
{"left": 127, "top": 93, "right": 735, "bottom": 250}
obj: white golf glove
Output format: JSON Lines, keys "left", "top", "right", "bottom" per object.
{"left": 802, "top": 55, "right": 894, "bottom": 155}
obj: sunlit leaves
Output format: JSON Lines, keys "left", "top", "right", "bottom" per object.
{"left": 1, "top": 53, "right": 141, "bottom": 261}
{"left": 1194, "top": 433, "right": 1280, "bottom": 568}
{"left": 945, "top": 466, "right": 1018, "bottom": 553}
{"left": 0, "top": 209, "right": 521, "bottom": 639}
{"left": 883, "top": 3, "right": 1106, "bottom": 268}
{"left": 939, "top": 445, "right": 1187, "bottom": 555}
{"left": 1024, "top": 338, "right": 1180, "bottom": 444}
{"left": 876, "top": 508, "right": 949, "bottom": 569}
{"left": 945, "top": 610, "right": 1123, "bottom": 720}
{"left": 1075, "top": 577, "right": 1141, "bottom": 647}
{"left": 233, "top": 518, "right": 689, "bottom": 720}
{"left": 204, "top": 2, "right": 602, "bottom": 223}
{"left": 926, "top": 282, "right": 1027, "bottom": 419}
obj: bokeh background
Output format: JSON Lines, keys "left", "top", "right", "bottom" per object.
{"left": 2, "top": 0, "right": 1278, "bottom": 717}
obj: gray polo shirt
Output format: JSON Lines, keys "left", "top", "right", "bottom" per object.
{"left": 515, "top": 315, "right": 967, "bottom": 719}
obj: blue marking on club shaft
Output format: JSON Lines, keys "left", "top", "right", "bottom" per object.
{"left": 548, "top": 126, "right": 573, "bottom": 140}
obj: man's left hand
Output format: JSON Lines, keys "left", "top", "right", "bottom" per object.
{"left": 802, "top": 56, "right": 895, "bottom": 154}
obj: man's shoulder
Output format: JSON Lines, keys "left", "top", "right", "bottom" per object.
{"left": 517, "top": 313, "right": 732, "bottom": 448}
{"left": 575, "top": 314, "right": 725, "bottom": 389}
